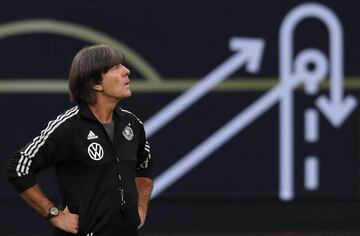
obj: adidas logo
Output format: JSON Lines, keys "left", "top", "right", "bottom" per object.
{"left": 87, "top": 130, "right": 98, "bottom": 140}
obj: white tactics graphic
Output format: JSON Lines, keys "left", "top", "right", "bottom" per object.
{"left": 145, "top": 37, "right": 265, "bottom": 137}
{"left": 147, "top": 3, "right": 357, "bottom": 200}
{"left": 279, "top": 2, "right": 357, "bottom": 201}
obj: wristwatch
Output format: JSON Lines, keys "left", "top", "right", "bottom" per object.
{"left": 46, "top": 206, "right": 59, "bottom": 220}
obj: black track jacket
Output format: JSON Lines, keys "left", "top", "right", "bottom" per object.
{"left": 6, "top": 102, "right": 153, "bottom": 236}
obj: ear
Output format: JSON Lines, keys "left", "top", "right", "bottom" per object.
{"left": 92, "top": 84, "right": 103, "bottom": 92}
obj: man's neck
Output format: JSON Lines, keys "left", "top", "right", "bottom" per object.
{"left": 88, "top": 100, "right": 117, "bottom": 124}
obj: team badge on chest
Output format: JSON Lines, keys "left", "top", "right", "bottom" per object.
{"left": 87, "top": 142, "right": 104, "bottom": 161}
{"left": 122, "top": 124, "right": 134, "bottom": 141}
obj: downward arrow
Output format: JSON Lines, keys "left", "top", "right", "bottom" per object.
{"left": 145, "top": 37, "right": 265, "bottom": 137}
{"left": 314, "top": 53, "right": 357, "bottom": 127}
{"left": 316, "top": 94, "right": 357, "bottom": 127}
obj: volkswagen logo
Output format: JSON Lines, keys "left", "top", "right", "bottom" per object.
{"left": 87, "top": 142, "right": 104, "bottom": 161}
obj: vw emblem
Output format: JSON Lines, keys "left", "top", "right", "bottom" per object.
{"left": 87, "top": 142, "right": 104, "bottom": 161}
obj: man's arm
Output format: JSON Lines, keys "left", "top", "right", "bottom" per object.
{"left": 20, "top": 184, "right": 53, "bottom": 217}
{"left": 135, "top": 177, "right": 153, "bottom": 229}
{"left": 21, "top": 184, "right": 79, "bottom": 234}
{"left": 5, "top": 110, "right": 79, "bottom": 233}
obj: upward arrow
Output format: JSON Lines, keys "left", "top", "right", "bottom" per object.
{"left": 145, "top": 37, "right": 265, "bottom": 137}
{"left": 229, "top": 37, "right": 265, "bottom": 73}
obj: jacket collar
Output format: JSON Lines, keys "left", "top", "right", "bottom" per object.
{"left": 78, "top": 102, "right": 121, "bottom": 122}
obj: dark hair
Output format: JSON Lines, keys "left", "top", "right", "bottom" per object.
{"left": 68, "top": 44, "right": 125, "bottom": 105}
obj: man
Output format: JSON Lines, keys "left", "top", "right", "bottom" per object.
{"left": 5, "top": 45, "right": 154, "bottom": 236}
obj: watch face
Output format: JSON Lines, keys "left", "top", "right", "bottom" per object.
{"left": 49, "top": 207, "right": 59, "bottom": 216}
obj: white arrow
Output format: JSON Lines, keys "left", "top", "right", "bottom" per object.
{"left": 303, "top": 3, "right": 360, "bottom": 128}
{"left": 316, "top": 87, "right": 357, "bottom": 128}
{"left": 152, "top": 76, "right": 302, "bottom": 197}
{"left": 315, "top": 46, "right": 357, "bottom": 128}
{"left": 145, "top": 37, "right": 265, "bottom": 137}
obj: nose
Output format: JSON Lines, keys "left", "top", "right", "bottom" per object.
{"left": 122, "top": 65, "right": 130, "bottom": 76}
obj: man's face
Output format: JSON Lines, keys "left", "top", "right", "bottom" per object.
{"left": 100, "top": 64, "right": 131, "bottom": 101}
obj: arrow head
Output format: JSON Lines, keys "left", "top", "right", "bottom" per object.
{"left": 315, "top": 94, "right": 358, "bottom": 127}
{"left": 229, "top": 37, "right": 265, "bottom": 73}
